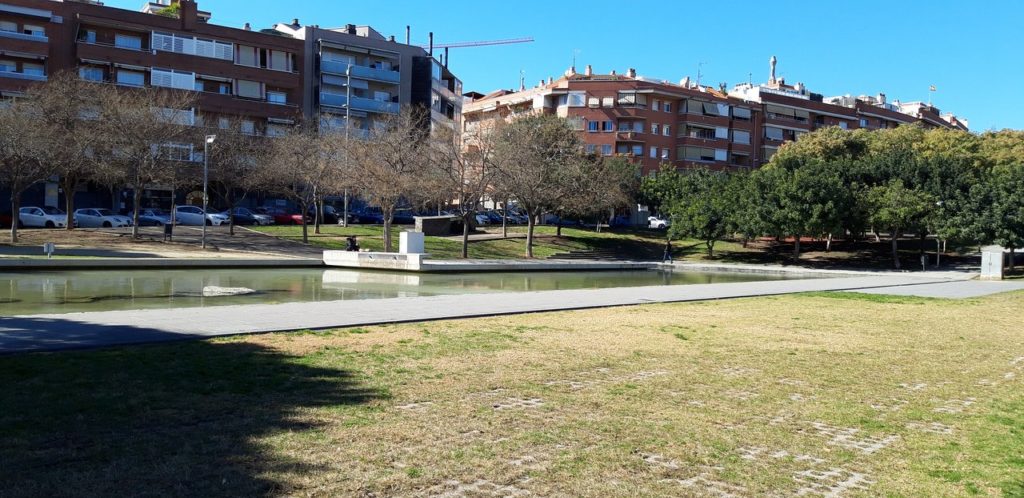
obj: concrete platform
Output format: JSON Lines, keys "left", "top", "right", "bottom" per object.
{"left": 0, "top": 274, "right": 987, "bottom": 354}
{"left": 324, "top": 250, "right": 653, "bottom": 272}
{"left": 0, "top": 258, "right": 323, "bottom": 271}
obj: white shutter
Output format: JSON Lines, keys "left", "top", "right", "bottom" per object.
{"left": 180, "top": 37, "right": 196, "bottom": 55}
{"left": 715, "top": 127, "right": 729, "bottom": 139}
{"left": 171, "top": 70, "right": 195, "bottom": 90}
{"left": 171, "top": 35, "right": 185, "bottom": 53}
{"left": 717, "top": 103, "right": 731, "bottom": 116}
{"left": 152, "top": 32, "right": 172, "bottom": 51}
{"left": 194, "top": 39, "right": 215, "bottom": 58}
{"left": 714, "top": 149, "right": 727, "bottom": 162}
{"left": 215, "top": 41, "right": 233, "bottom": 61}
{"left": 150, "top": 68, "right": 173, "bottom": 88}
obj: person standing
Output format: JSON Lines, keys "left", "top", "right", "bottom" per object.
{"left": 663, "top": 238, "right": 673, "bottom": 263}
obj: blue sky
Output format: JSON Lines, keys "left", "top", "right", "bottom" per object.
{"left": 107, "top": 0, "right": 1021, "bottom": 131}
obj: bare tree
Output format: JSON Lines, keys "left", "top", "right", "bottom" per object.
{"left": 346, "top": 109, "right": 432, "bottom": 253}
{"left": 206, "top": 117, "right": 271, "bottom": 235}
{"left": 95, "top": 85, "right": 197, "bottom": 238}
{"left": 27, "top": 71, "right": 107, "bottom": 230}
{"left": 0, "top": 99, "right": 50, "bottom": 243}
{"left": 564, "top": 154, "right": 639, "bottom": 233}
{"left": 491, "top": 114, "right": 582, "bottom": 257}
{"left": 427, "top": 121, "right": 496, "bottom": 258}
{"left": 264, "top": 121, "right": 334, "bottom": 244}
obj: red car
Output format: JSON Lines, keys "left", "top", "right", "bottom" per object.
{"left": 256, "top": 206, "right": 308, "bottom": 225}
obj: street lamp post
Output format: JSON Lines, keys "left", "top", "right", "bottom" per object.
{"left": 934, "top": 200, "right": 944, "bottom": 268}
{"left": 202, "top": 134, "right": 216, "bottom": 249}
{"left": 343, "top": 64, "right": 352, "bottom": 227}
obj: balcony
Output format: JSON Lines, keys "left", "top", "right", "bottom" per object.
{"left": 0, "top": 30, "right": 47, "bottom": 43}
{"left": 320, "top": 92, "right": 399, "bottom": 114}
{"left": 321, "top": 60, "right": 400, "bottom": 85}
{"left": 0, "top": 69, "right": 46, "bottom": 81}
{"left": 616, "top": 131, "right": 643, "bottom": 142}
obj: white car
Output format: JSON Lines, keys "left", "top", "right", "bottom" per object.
{"left": 74, "top": 208, "right": 133, "bottom": 228}
{"left": 174, "top": 205, "right": 229, "bottom": 226}
{"left": 648, "top": 216, "right": 670, "bottom": 230}
{"left": 19, "top": 206, "right": 68, "bottom": 228}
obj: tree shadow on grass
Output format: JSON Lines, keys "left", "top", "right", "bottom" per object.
{"left": 0, "top": 338, "right": 382, "bottom": 497}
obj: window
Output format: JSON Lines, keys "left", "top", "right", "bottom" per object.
{"left": 567, "top": 116, "right": 585, "bottom": 131}
{"left": 650, "top": 146, "right": 657, "bottom": 158}
{"left": 651, "top": 123, "right": 659, "bottom": 135}
{"left": 765, "top": 126, "right": 784, "bottom": 141}
{"left": 618, "top": 121, "right": 632, "bottom": 132}
{"left": 23, "top": 25, "right": 44, "bottom": 37}
{"left": 633, "top": 121, "right": 643, "bottom": 133}
{"left": 652, "top": 100, "right": 660, "bottom": 112}
{"left": 218, "top": 117, "right": 230, "bottom": 129}
{"left": 241, "top": 119, "right": 256, "bottom": 135}
{"left": 602, "top": 120, "right": 613, "bottom": 132}
{"left": 663, "top": 125, "right": 670, "bottom": 137}
{"left": 733, "top": 130, "right": 751, "bottom": 144}
{"left": 714, "top": 149, "right": 727, "bottom": 162}
{"left": 766, "top": 104, "right": 808, "bottom": 122}
{"left": 601, "top": 97, "right": 614, "bottom": 108}
{"left": 373, "top": 90, "right": 391, "bottom": 102}
{"left": 116, "top": 69, "right": 144, "bottom": 86}
{"left": 714, "top": 127, "right": 728, "bottom": 139}
{"left": 733, "top": 107, "right": 752, "bottom": 120}
{"left": 616, "top": 92, "right": 647, "bottom": 107}
{"left": 661, "top": 148, "right": 670, "bottom": 160}
{"left": 269, "top": 50, "right": 290, "bottom": 71}
{"left": 0, "top": 60, "right": 15, "bottom": 72}
{"left": 632, "top": 145, "right": 643, "bottom": 156}
{"left": 79, "top": 66, "right": 104, "bottom": 82}
{"left": 601, "top": 144, "right": 612, "bottom": 156}
{"left": 663, "top": 102, "right": 672, "bottom": 113}
{"left": 236, "top": 79, "right": 263, "bottom": 99}
{"left": 237, "top": 45, "right": 258, "bottom": 66}
{"left": 681, "top": 146, "right": 716, "bottom": 162}
{"left": 81, "top": 30, "right": 97, "bottom": 43}
{"left": 839, "top": 121, "right": 848, "bottom": 130}
{"left": 0, "top": 21, "right": 16, "bottom": 33}
{"left": 585, "top": 144, "right": 596, "bottom": 155}
{"left": 859, "top": 118, "right": 869, "bottom": 128}
{"left": 114, "top": 34, "right": 142, "bottom": 50}
{"left": 19, "top": 62, "right": 42, "bottom": 76}
{"left": 587, "top": 121, "right": 599, "bottom": 132}
{"left": 266, "top": 124, "right": 287, "bottom": 137}
{"left": 568, "top": 91, "right": 586, "bottom": 107}
{"left": 150, "top": 68, "right": 194, "bottom": 90}
{"left": 160, "top": 143, "right": 194, "bottom": 162}
{"left": 587, "top": 97, "right": 599, "bottom": 108}
{"left": 730, "top": 153, "right": 750, "bottom": 167}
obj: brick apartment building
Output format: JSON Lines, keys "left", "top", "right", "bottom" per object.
{"left": 463, "top": 58, "right": 968, "bottom": 175}
{"left": 0, "top": 0, "right": 461, "bottom": 210}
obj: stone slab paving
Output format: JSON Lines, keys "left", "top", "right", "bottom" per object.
{"left": 852, "top": 279, "right": 1024, "bottom": 299}
{"left": 0, "top": 274, "right": 980, "bottom": 354}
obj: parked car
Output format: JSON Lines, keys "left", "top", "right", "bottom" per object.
{"left": 474, "top": 213, "right": 490, "bottom": 226}
{"left": 174, "top": 205, "right": 229, "bottom": 226}
{"left": 0, "top": 212, "right": 11, "bottom": 229}
{"left": 220, "top": 207, "right": 258, "bottom": 226}
{"left": 19, "top": 206, "right": 68, "bottom": 228}
{"left": 484, "top": 210, "right": 504, "bottom": 224}
{"left": 138, "top": 208, "right": 173, "bottom": 226}
{"left": 648, "top": 216, "right": 670, "bottom": 230}
{"left": 307, "top": 205, "right": 340, "bottom": 224}
{"left": 74, "top": 208, "right": 133, "bottom": 228}
{"left": 355, "top": 208, "right": 384, "bottom": 224}
{"left": 246, "top": 208, "right": 274, "bottom": 226}
{"left": 258, "top": 206, "right": 306, "bottom": 225}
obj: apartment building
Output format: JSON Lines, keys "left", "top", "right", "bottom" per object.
{"left": 273, "top": 21, "right": 462, "bottom": 136}
{"left": 462, "top": 65, "right": 759, "bottom": 175}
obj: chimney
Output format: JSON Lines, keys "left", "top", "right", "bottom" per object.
{"left": 538, "top": 80, "right": 544, "bottom": 88}
{"left": 179, "top": 0, "right": 198, "bottom": 31}
{"left": 566, "top": 66, "right": 576, "bottom": 76}
{"left": 406, "top": 26, "right": 410, "bottom": 45}
{"left": 292, "top": 18, "right": 300, "bottom": 28}
{"left": 346, "top": 24, "right": 357, "bottom": 35}
{"left": 547, "top": 76, "right": 552, "bottom": 85}
{"left": 610, "top": 69, "right": 616, "bottom": 76}
{"left": 243, "top": 22, "right": 251, "bottom": 31}
{"left": 626, "top": 67, "right": 636, "bottom": 78}
{"left": 584, "top": 64, "right": 592, "bottom": 76}
{"left": 428, "top": 31, "right": 434, "bottom": 55}
{"left": 388, "top": 35, "right": 395, "bottom": 42}
{"left": 878, "top": 92, "right": 886, "bottom": 105}
{"left": 680, "top": 76, "right": 690, "bottom": 88}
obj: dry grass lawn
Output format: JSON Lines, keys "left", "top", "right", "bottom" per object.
{"left": 2, "top": 291, "right": 1023, "bottom": 497}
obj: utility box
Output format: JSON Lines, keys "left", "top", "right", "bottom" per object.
{"left": 980, "top": 245, "right": 1005, "bottom": 281}
{"left": 400, "top": 231, "right": 425, "bottom": 254}
{"left": 414, "top": 215, "right": 458, "bottom": 236}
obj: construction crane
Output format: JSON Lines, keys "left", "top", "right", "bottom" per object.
{"left": 418, "top": 34, "right": 533, "bottom": 67}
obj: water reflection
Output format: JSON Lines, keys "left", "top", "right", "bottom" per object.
{"left": 0, "top": 268, "right": 812, "bottom": 316}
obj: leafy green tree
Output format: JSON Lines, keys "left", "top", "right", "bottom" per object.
{"left": 865, "top": 180, "right": 935, "bottom": 269}
{"left": 663, "top": 168, "right": 731, "bottom": 258}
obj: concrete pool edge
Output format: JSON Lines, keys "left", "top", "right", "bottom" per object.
{"left": 0, "top": 274, "right": 975, "bottom": 354}
{"left": 0, "top": 258, "right": 324, "bottom": 270}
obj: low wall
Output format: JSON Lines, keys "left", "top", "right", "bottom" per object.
{"left": 323, "top": 251, "right": 427, "bottom": 271}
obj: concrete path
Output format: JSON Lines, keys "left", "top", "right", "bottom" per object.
{"left": 852, "top": 279, "right": 1024, "bottom": 299}
{"left": 1, "top": 274, "right": 999, "bottom": 354}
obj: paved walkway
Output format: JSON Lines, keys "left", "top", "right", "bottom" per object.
{"left": 4, "top": 274, "right": 1014, "bottom": 354}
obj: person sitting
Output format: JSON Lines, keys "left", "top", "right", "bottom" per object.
{"left": 345, "top": 236, "right": 360, "bottom": 252}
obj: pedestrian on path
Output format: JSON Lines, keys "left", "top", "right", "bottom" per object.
{"left": 663, "top": 238, "right": 673, "bottom": 263}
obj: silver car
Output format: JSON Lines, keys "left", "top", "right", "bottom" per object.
{"left": 74, "top": 208, "right": 133, "bottom": 228}
{"left": 19, "top": 206, "right": 67, "bottom": 228}
{"left": 174, "top": 205, "right": 229, "bottom": 226}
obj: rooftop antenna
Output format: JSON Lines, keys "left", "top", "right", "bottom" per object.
{"left": 519, "top": 69, "right": 525, "bottom": 91}
{"left": 571, "top": 48, "right": 580, "bottom": 70}
{"left": 748, "top": 72, "right": 752, "bottom": 85}
{"left": 696, "top": 61, "right": 706, "bottom": 88}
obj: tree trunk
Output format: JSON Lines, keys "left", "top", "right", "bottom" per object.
{"left": 314, "top": 196, "right": 322, "bottom": 235}
{"left": 383, "top": 216, "right": 393, "bottom": 253}
{"left": 556, "top": 210, "right": 563, "bottom": 238}
{"left": 793, "top": 235, "right": 801, "bottom": 258}
{"left": 742, "top": 237, "right": 749, "bottom": 249}
{"left": 525, "top": 213, "right": 536, "bottom": 258}
{"left": 871, "top": 226, "right": 880, "bottom": 243}
{"left": 131, "top": 187, "right": 142, "bottom": 239}
{"left": 227, "top": 190, "right": 236, "bottom": 236}
{"left": 891, "top": 229, "right": 901, "bottom": 269}
{"left": 706, "top": 239, "right": 714, "bottom": 258}
{"left": 501, "top": 205, "right": 507, "bottom": 239}
{"left": 61, "top": 177, "right": 78, "bottom": 231}
{"left": 935, "top": 238, "right": 941, "bottom": 268}
{"left": 300, "top": 201, "right": 309, "bottom": 244}
{"left": 825, "top": 233, "right": 833, "bottom": 253}
{"left": 10, "top": 193, "right": 20, "bottom": 244}
{"left": 461, "top": 213, "right": 470, "bottom": 259}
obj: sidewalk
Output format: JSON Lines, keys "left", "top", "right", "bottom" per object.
{"left": 3, "top": 274, "right": 1010, "bottom": 354}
